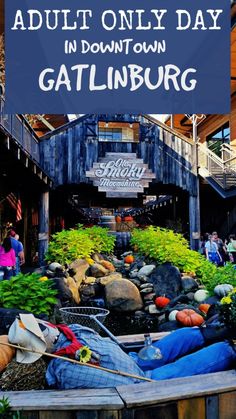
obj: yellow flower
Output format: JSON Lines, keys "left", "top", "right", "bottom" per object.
{"left": 221, "top": 296, "right": 232, "bottom": 304}
{"left": 78, "top": 346, "right": 92, "bottom": 363}
{"left": 39, "top": 276, "right": 48, "bottom": 282}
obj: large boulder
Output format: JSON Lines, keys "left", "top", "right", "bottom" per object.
{"left": 68, "top": 259, "right": 89, "bottom": 286}
{"left": 137, "top": 265, "right": 156, "bottom": 278}
{"left": 150, "top": 262, "right": 182, "bottom": 299}
{"left": 90, "top": 263, "right": 109, "bottom": 278}
{"left": 181, "top": 276, "right": 199, "bottom": 292}
{"left": 105, "top": 279, "right": 143, "bottom": 312}
{"left": 65, "top": 277, "right": 80, "bottom": 304}
{"left": 99, "top": 272, "right": 122, "bottom": 286}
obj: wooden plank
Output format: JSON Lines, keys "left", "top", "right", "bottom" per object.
{"left": 116, "top": 371, "right": 236, "bottom": 409}
{"left": 178, "top": 397, "right": 205, "bottom": 419}
{"left": 2, "top": 388, "right": 124, "bottom": 411}
{"left": 206, "top": 395, "right": 219, "bottom": 419}
{"left": 21, "top": 413, "right": 39, "bottom": 419}
{"left": 219, "top": 391, "right": 236, "bottom": 419}
{"left": 131, "top": 402, "right": 178, "bottom": 419}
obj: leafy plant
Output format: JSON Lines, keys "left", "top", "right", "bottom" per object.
{"left": 45, "top": 226, "right": 115, "bottom": 265}
{"left": 220, "top": 288, "right": 236, "bottom": 329}
{"left": 131, "top": 226, "right": 206, "bottom": 274}
{"left": 0, "top": 273, "right": 57, "bottom": 315}
{"left": 77, "top": 225, "right": 115, "bottom": 254}
{"left": 198, "top": 263, "right": 236, "bottom": 294}
{"left": 0, "top": 397, "right": 21, "bottom": 418}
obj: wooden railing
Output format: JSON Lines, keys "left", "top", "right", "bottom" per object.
{"left": 0, "top": 96, "right": 40, "bottom": 163}
{"left": 198, "top": 143, "right": 236, "bottom": 190}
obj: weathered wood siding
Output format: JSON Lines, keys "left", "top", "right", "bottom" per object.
{"left": 39, "top": 115, "right": 197, "bottom": 196}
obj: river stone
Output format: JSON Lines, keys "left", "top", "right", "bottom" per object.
{"left": 65, "top": 276, "right": 80, "bottom": 304}
{"left": 51, "top": 277, "right": 73, "bottom": 303}
{"left": 99, "top": 272, "right": 123, "bottom": 285}
{"left": 90, "top": 263, "right": 109, "bottom": 278}
{"left": 150, "top": 262, "right": 182, "bottom": 299}
{"left": 83, "top": 276, "right": 96, "bottom": 285}
{"left": 181, "top": 276, "right": 199, "bottom": 292}
{"left": 139, "top": 275, "right": 149, "bottom": 283}
{"left": 140, "top": 283, "right": 154, "bottom": 290}
{"left": 147, "top": 304, "right": 159, "bottom": 314}
{"left": 140, "top": 288, "right": 154, "bottom": 294}
{"left": 68, "top": 259, "right": 89, "bottom": 285}
{"left": 48, "top": 262, "right": 63, "bottom": 272}
{"left": 137, "top": 264, "right": 156, "bottom": 278}
{"left": 167, "top": 294, "right": 191, "bottom": 308}
{"left": 144, "top": 292, "right": 155, "bottom": 301}
{"left": 186, "top": 292, "right": 195, "bottom": 301}
{"left": 129, "top": 278, "right": 141, "bottom": 287}
{"left": 129, "top": 269, "right": 139, "bottom": 278}
{"left": 105, "top": 279, "right": 143, "bottom": 312}
{"left": 81, "top": 285, "right": 96, "bottom": 297}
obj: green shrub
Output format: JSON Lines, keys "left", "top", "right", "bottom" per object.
{"left": 0, "top": 273, "right": 57, "bottom": 315}
{"left": 0, "top": 397, "right": 21, "bottom": 418}
{"left": 198, "top": 263, "right": 236, "bottom": 294}
{"left": 131, "top": 226, "right": 206, "bottom": 274}
{"left": 131, "top": 226, "right": 236, "bottom": 294}
{"left": 45, "top": 226, "right": 115, "bottom": 265}
{"left": 77, "top": 225, "right": 115, "bottom": 254}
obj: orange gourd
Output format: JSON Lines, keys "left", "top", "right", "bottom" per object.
{"left": 124, "top": 216, "right": 133, "bottom": 222}
{"left": 155, "top": 296, "right": 170, "bottom": 308}
{"left": 124, "top": 255, "right": 134, "bottom": 264}
{"left": 198, "top": 304, "right": 210, "bottom": 314}
{"left": 0, "top": 336, "right": 15, "bottom": 372}
{"left": 176, "top": 309, "right": 204, "bottom": 327}
{"left": 116, "top": 216, "right": 122, "bottom": 223}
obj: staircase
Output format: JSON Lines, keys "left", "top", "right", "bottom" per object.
{"left": 198, "top": 143, "right": 236, "bottom": 198}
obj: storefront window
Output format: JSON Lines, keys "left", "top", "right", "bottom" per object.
{"left": 207, "top": 122, "right": 230, "bottom": 157}
{"left": 98, "top": 121, "right": 139, "bottom": 142}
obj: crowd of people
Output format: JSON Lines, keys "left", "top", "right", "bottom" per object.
{"left": 0, "top": 230, "right": 25, "bottom": 280}
{"left": 200, "top": 231, "right": 236, "bottom": 266}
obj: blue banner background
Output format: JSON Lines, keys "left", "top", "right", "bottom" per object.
{"left": 5, "top": 0, "right": 230, "bottom": 114}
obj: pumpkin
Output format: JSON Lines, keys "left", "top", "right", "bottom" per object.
{"left": 194, "top": 289, "right": 209, "bottom": 303}
{"left": 124, "top": 255, "right": 134, "bottom": 264}
{"left": 214, "top": 284, "right": 233, "bottom": 298}
{"left": 0, "top": 336, "right": 15, "bottom": 372}
{"left": 168, "top": 310, "right": 179, "bottom": 321}
{"left": 116, "top": 215, "right": 122, "bottom": 223}
{"left": 176, "top": 309, "right": 204, "bottom": 327}
{"left": 155, "top": 296, "right": 170, "bottom": 308}
{"left": 124, "top": 216, "right": 133, "bottom": 222}
{"left": 198, "top": 303, "right": 211, "bottom": 314}
{"left": 101, "top": 260, "right": 115, "bottom": 272}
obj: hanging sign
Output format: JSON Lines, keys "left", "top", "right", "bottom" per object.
{"left": 86, "top": 153, "right": 155, "bottom": 197}
{"left": 5, "top": 0, "right": 230, "bottom": 114}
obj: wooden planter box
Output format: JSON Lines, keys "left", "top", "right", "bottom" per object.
{"left": 1, "top": 370, "right": 236, "bottom": 419}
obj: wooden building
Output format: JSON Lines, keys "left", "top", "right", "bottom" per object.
{"left": 1, "top": 2, "right": 236, "bottom": 262}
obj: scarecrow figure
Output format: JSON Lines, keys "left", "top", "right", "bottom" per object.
{"left": 4, "top": 314, "right": 236, "bottom": 389}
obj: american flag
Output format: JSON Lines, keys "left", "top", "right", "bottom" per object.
{"left": 6, "top": 192, "right": 22, "bottom": 222}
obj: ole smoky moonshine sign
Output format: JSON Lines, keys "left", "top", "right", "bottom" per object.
{"left": 86, "top": 153, "right": 155, "bottom": 197}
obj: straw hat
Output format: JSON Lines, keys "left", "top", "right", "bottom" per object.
{"left": 8, "top": 314, "right": 47, "bottom": 364}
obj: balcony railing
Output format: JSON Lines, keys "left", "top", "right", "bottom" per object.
{"left": 0, "top": 97, "right": 40, "bottom": 163}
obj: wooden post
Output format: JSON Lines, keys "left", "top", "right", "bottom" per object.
{"left": 189, "top": 119, "right": 200, "bottom": 251}
{"left": 38, "top": 191, "right": 49, "bottom": 265}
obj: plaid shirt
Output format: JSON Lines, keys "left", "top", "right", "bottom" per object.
{"left": 46, "top": 325, "right": 146, "bottom": 389}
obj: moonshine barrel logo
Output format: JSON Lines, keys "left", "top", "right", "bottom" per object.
{"left": 86, "top": 153, "right": 155, "bottom": 197}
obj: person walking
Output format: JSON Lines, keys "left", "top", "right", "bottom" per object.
{"left": 205, "top": 234, "right": 222, "bottom": 266}
{"left": 8, "top": 230, "right": 25, "bottom": 275}
{"left": 0, "top": 237, "right": 16, "bottom": 280}
{"left": 227, "top": 234, "right": 236, "bottom": 263}
{"left": 212, "top": 231, "right": 227, "bottom": 266}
